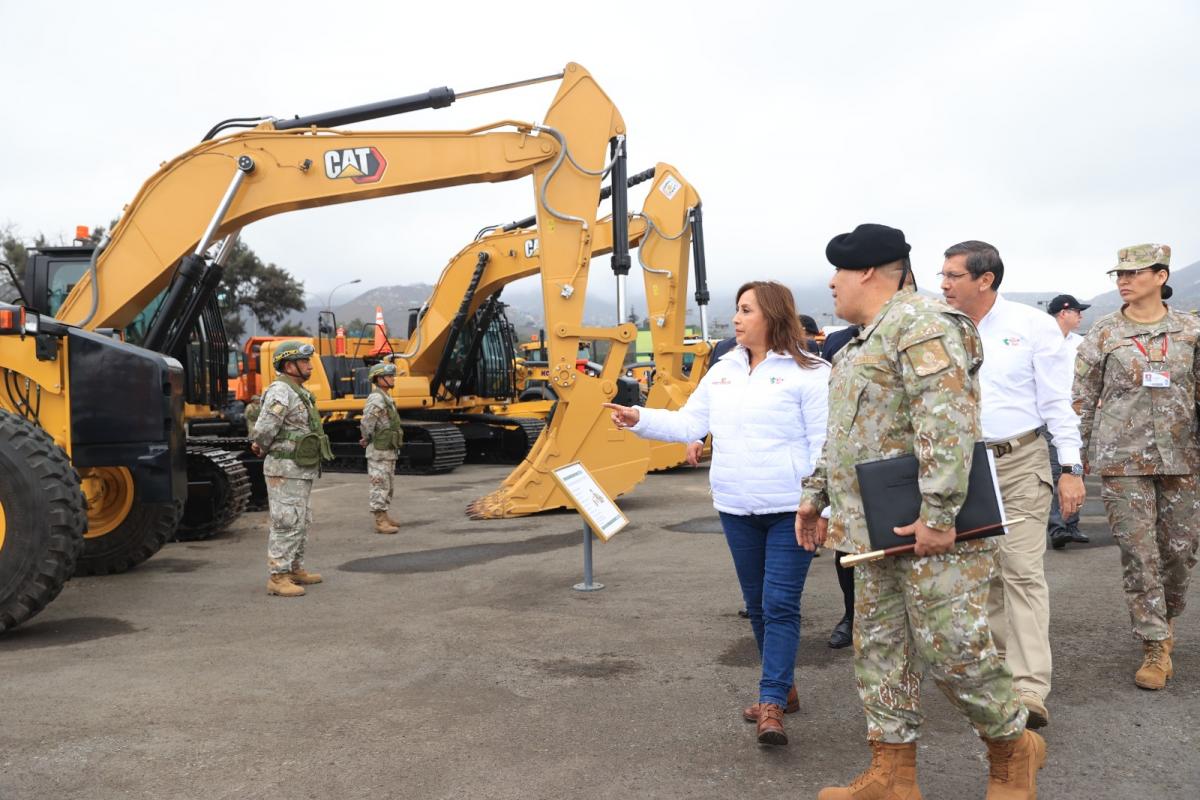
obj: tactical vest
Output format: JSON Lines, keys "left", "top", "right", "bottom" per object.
{"left": 369, "top": 388, "right": 404, "bottom": 451}
{"left": 271, "top": 377, "right": 333, "bottom": 468}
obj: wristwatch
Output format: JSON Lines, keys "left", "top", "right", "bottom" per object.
{"left": 1061, "top": 464, "right": 1084, "bottom": 476}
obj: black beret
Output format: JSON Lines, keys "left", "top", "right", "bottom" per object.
{"left": 826, "top": 223, "right": 911, "bottom": 270}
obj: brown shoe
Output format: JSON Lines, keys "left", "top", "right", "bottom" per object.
{"left": 1134, "top": 639, "right": 1173, "bottom": 690}
{"left": 984, "top": 730, "right": 1046, "bottom": 800}
{"left": 1019, "top": 691, "right": 1049, "bottom": 729}
{"left": 755, "top": 703, "right": 787, "bottom": 746}
{"left": 267, "top": 573, "right": 305, "bottom": 597}
{"left": 818, "top": 741, "right": 922, "bottom": 799}
{"left": 288, "top": 568, "right": 323, "bottom": 585}
{"left": 373, "top": 510, "right": 399, "bottom": 534}
{"left": 743, "top": 685, "right": 799, "bottom": 722}
{"left": 385, "top": 512, "right": 402, "bottom": 529}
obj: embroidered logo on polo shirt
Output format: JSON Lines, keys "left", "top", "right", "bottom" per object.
{"left": 713, "top": 377, "right": 732, "bottom": 385}
{"left": 1002, "top": 337, "right": 1022, "bottom": 347}
{"left": 769, "top": 377, "right": 785, "bottom": 384}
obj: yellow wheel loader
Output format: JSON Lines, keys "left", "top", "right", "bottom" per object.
{"left": 0, "top": 303, "right": 185, "bottom": 631}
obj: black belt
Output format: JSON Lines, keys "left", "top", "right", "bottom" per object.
{"left": 986, "top": 429, "right": 1040, "bottom": 458}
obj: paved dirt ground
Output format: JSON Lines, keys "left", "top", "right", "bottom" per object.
{"left": 1, "top": 467, "right": 1196, "bottom": 799}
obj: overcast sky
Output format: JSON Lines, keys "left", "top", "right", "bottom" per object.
{"left": 3, "top": 1, "right": 1197, "bottom": 314}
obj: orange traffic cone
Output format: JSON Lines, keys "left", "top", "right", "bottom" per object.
{"left": 370, "top": 306, "right": 389, "bottom": 355}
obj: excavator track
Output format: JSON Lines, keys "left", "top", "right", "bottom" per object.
{"left": 500, "top": 417, "right": 546, "bottom": 463}
{"left": 322, "top": 421, "right": 468, "bottom": 476}
{"left": 398, "top": 422, "right": 468, "bottom": 475}
{"left": 176, "top": 445, "right": 252, "bottom": 541}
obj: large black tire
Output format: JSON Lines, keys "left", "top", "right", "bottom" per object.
{"left": 74, "top": 494, "right": 181, "bottom": 577}
{"left": 0, "top": 411, "right": 87, "bottom": 634}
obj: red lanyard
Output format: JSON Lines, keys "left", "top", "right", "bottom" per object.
{"left": 1132, "top": 334, "right": 1168, "bottom": 362}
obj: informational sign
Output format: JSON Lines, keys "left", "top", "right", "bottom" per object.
{"left": 551, "top": 461, "right": 628, "bottom": 541}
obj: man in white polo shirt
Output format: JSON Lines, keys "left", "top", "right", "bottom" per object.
{"left": 940, "top": 241, "right": 1086, "bottom": 731}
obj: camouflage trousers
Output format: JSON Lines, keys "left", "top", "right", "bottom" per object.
{"left": 367, "top": 456, "right": 396, "bottom": 512}
{"left": 854, "top": 547, "right": 1026, "bottom": 743}
{"left": 1101, "top": 475, "right": 1200, "bottom": 641}
{"left": 266, "top": 476, "right": 313, "bottom": 574}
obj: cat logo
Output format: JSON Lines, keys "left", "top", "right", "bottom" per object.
{"left": 524, "top": 238, "right": 539, "bottom": 259}
{"left": 323, "top": 146, "right": 387, "bottom": 184}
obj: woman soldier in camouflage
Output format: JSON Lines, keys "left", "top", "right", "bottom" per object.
{"left": 359, "top": 362, "right": 403, "bottom": 534}
{"left": 1073, "top": 244, "right": 1200, "bottom": 690}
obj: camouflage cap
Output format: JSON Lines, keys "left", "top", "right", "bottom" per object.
{"left": 1115, "top": 243, "right": 1170, "bottom": 271}
{"left": 368, "top": 362, "right": 396, "bottom": 381}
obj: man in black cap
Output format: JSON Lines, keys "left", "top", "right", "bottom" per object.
{"left": 798, "top": 224, "right": 1041, "bottom": 799}
{"left": 1045, "top": 294, "right": 1091, "bottom": 549}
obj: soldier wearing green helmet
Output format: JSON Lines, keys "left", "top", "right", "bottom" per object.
{"left": 250, "top": 340, "right": 333, "bottom": 596}
{"left": 359, "top": 360, "right": 404, "bottom": 533}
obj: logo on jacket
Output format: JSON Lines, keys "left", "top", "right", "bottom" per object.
{"left": 324, "top": 146, "right": 388, "bottom": 184}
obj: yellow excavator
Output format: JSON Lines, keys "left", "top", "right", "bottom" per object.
{"left": 246, "top": 161, "right": 712, "bottom": 512}
{"left": 24, "top": 63, "right": 693, "bottom": 552}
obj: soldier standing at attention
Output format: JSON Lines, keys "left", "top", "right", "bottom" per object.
{"left": 250, "top": 341, "right": 332, "bottom": 597}
{"left": 1073, "top": 244, "right": 1200, "bottom": 690}
{"left": 360, "top": 362, "right": 403, "bottom": 534}
{"left": 939, "top": 241, "right": 1085, "bottom": 730}
{"left": 798, "top": 224, "right": 1043, "bottom": 800}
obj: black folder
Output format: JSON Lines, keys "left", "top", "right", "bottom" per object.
{"left": 854, "top": 442, "right": 1005, "bottom": 551}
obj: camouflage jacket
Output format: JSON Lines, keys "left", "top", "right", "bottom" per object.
{"left": 251, "top": 375, "right": 321, "bottom": 480}
{"left": 1072, "top": 307, "right": 1200, "bottom": 476}
{"left": 801, "top": 289, "right": 985, "bottom": 554}
{"left": 360, "top": 387, "right": 402, "bottom": 461}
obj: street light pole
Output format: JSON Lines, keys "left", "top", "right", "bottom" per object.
{"left": 327, "top": 278, "right": 362, "bottom": 313}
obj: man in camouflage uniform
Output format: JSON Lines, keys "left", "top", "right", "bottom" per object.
{"left": 797, "top": 224, "right": 1043, "bottom": 800}
{"left": 1073, "top": 243, "right": 1200, "bottom": 690}
{"left": 250, "top": 341, "right": 332, "bottom": 597}
{"left": 359, "top": 362, "right": 403, "bottom": 534}
{"left": 244, "top": 394, "right": 262, "bottom": 430}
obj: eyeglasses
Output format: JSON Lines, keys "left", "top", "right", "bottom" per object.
{"left": 935, "top": 270, "right": 971, "bottom": 281}
{"left": 1106, "top": 267, "right": 1156, "bottom": 282}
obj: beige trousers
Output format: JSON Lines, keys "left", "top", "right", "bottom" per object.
{"left": 986, "top": 434, "right": 1055, "bottom": 700}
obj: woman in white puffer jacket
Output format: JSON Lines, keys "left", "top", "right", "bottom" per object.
{"left": 604, "top": 281, "right": 829, "bottom": 748}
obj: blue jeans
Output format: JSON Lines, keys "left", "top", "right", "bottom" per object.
{"left": 719, "top": 511, "right": 813, "bottom": 707}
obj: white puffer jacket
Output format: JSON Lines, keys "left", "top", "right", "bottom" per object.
{"left": 632, "top": 347, "right": 829, "bottom": 515}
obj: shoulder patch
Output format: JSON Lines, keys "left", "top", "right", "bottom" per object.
{"left": 270, "top": 401, "right": 286, "bottom": 415}
{"left": 905, "top": 338, "right": 953, "bottom": 377}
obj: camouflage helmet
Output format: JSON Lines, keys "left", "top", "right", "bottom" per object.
{"left": 272, "top": 340, "right": 315, "bottom": 369}
{"left": 1113, "top": 243, "right": 1171, "bottom": 272}
{"left": 368, "top": 362, "right": 396, "bottom": 381}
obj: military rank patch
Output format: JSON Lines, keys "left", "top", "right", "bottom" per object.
{"left": 906, "top": 337, "right": 952, "bottom": 377}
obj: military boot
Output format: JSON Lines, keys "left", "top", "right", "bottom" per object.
{"left": 983, "top": 729, "right": 1046, "bottom": 800}
{"left": 267, "top": 574, "right": 305, "bottom": 597}
{"left": 385, "top": 510, "right": 402, "bottom": 529}
{"left": 818, "top": 741, "right": 922, "bottom": 800}
{"left": 373, "top": 510, "right": 400, "bottom": 534}
{"left": 289, "top": 567, "right": 323, "bottom": 585}
{"left": 1134, "top": 639, "right": 1172, "bottom": 690}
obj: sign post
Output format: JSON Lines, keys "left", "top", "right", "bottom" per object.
{"left": 551, "top": 461, "right": 628, "bottom": 592}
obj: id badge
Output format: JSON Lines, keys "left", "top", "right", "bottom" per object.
{"left": 1143, "top": 370, "right": 1171, "bottom": 388}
